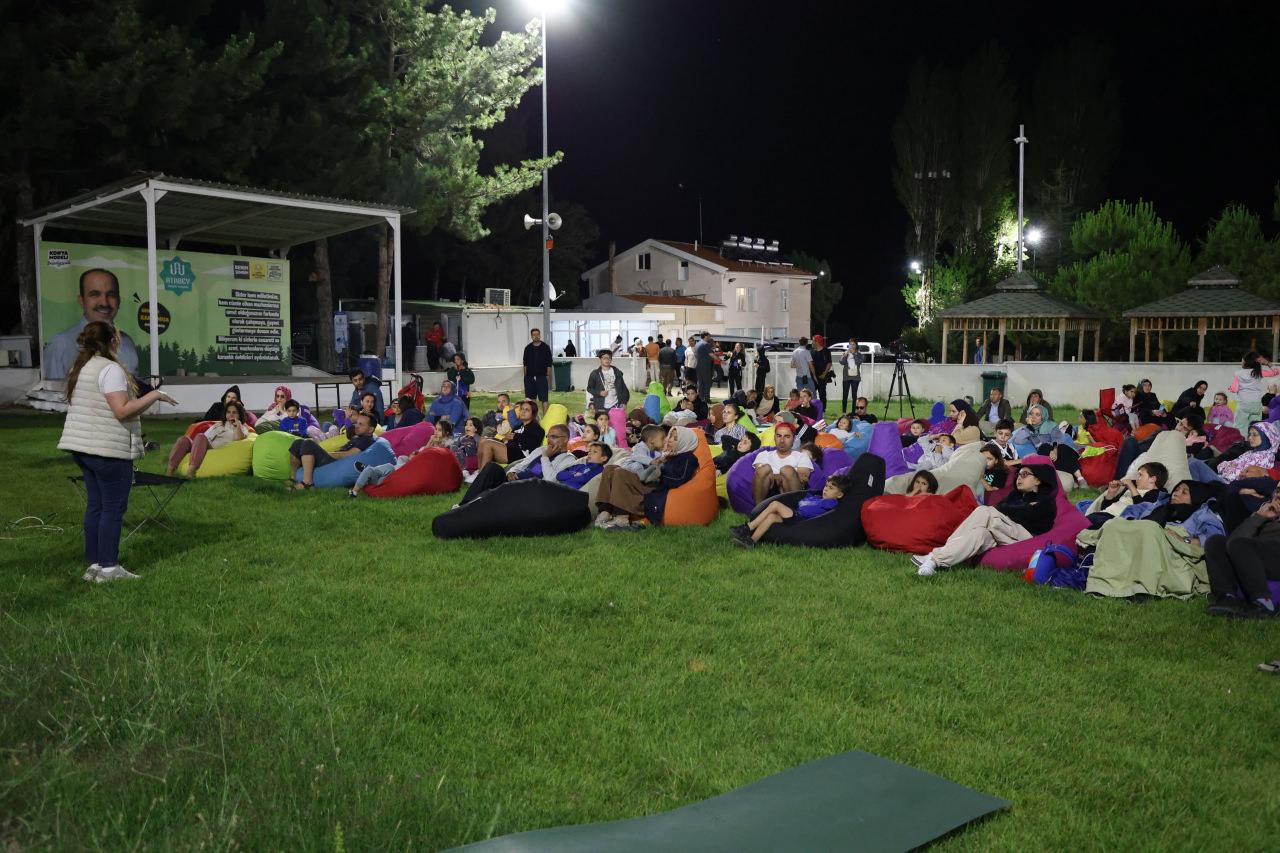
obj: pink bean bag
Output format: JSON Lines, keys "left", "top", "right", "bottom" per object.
{"left": 862, "top": 485, "right": 979, "bottom": 554}
{"left": 866, "top": 421, "right": 909, "bottom": 477}
{"left": 364, "top": 446, "right": 462, "bottom": 498}
{"left": 609, "top": 406, "right": 630, "bottom": 450}
{"left": 896, "top": 417, "right": 915, "bottom": 435}
{"left": 382, "top": 420, "right": 435, "bottom": 456}
{"left": 978, "top": 454, "right": 1090, "bottom": 572}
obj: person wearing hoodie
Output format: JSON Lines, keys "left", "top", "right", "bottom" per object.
{"left": 201, "top": 385, "right": 258, "bottom": 426}
{"left": 426, "top": 380, "right": 469, "bottom": 427}
{"left": 911, "top": 462, "right": 1058, "bottom": 576}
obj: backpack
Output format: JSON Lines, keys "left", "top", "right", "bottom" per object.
{"left": 1023, "top": 543, "right": 1088, "bottom": 590}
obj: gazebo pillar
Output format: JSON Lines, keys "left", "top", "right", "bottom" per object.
{"left": 1057, "top": 318, "right": 1066, "bottom": 362}
{"left": 1158, "top": 331, "right": 1164, "bottom": 363}
{"left": 1077, "top": 325, "right": 1084, "bottom": 362}
{"left": 1093, "top": 324, "right": 1100, "bottom": 361}
{"left": 997, "top": 319, "right": 1006, "bottom": 363}
{"left": 1129, "top": 319, "right": 1136, "bottom": 362}
{"left": 1272, "top": 315, "right": 1279, "bottom": 361}
{"left": 961, "top": 329, "right": 968, "bottom": 364}
{"left": 1144, "top": 331, "right": 1150, "bottom": 362}
{"left": 941, "top": 319, "right": 949, "bottom": 364}
{"left": 1197, "top": 317, "right": 1207, "bottom": 362}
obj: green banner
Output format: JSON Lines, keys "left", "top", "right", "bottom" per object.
{"left": 40, "top": 241, "right": 291, "bottom": 376}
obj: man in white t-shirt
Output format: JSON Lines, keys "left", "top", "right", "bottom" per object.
{"left": 751, "top": 421, "right": 812, "bottom": 504}
{"left": 790, "top": 337, "right": 814, "bottom": 393}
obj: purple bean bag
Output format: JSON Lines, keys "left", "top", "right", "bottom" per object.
{"left": 978, "top": 454, "right": 1091, "bottom": 571}
{"left": 927, "top": 417, "right": 956, "bottom": 436}
{"left": 806, "top": 443, "right": 855, "bottom": 490}
{"left": 382, "top": 421, "right": 434, "bottom": 456}
{"left": 728, "top": 447, "right": 819, "bottom": 514}
{"left": 929, "top": 401, "right": 946, "bottom": 425}
{"left": 903, "top": 441, "right": 924, "bottom": 466}
{"left": 866, "top": 421, "right": 909, "bottom": 478}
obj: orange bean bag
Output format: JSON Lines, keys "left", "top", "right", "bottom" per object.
{"left": 659, "top": 429, "right": 718, "bottom": 526}
{"left": 364, "top": 446, "right": 463, "bottom": 498}
{"left": 1134, "top": 423, "right": 1163, "bottom": 442}
{"left": 184, "top": 420, "right": 217, "bottom": 439}
{"left": 815, "top": 433, "right": 844, "bottom": 449}
{"left": 861, "top": 485, "right": 978, "bottom": 554}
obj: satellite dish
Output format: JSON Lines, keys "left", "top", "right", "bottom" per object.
{"left": 523, "top": 214, "right": 540, "bottom": 230}
{"left": 546, "top": 212, "right": 563, "bottom": 231}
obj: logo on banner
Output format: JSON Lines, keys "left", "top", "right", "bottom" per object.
{"left": 161, "top": 256, "right": 196, "bottom": 295}
{"left": 137, "top": 302, "right": 171, "bottom": 334}
{"left": 268, "top": 262, "right": 284, "bottom": 281}
{"left": 250, "top": 261, "right": 268, "bottom": 280}
{"left": 233, "top": 260, "right": 250, "bottom": 279}
{"left": 48, "top": 249, "right": 71, "bottom": 268}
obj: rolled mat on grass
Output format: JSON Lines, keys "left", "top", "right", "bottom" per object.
{"left": 431, "top": 479, "right": 591, "bottom": 539}
{"left": 364, "top": 446, "right": 462, "bottom": 498}
{"left": 451, "top": 749, "right": 1009, "bottom": 852}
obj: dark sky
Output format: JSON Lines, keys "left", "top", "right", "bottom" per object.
{"left": 469, "top": 0, "right": 1280, "bottom": 340}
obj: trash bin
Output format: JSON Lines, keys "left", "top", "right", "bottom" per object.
{"left": 553, "top": 360, "right": 573, "bottom": 392}
{"left": 981, "top": 370, "right": 1006, "bottom": 399}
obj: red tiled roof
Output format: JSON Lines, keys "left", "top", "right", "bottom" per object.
{"left": 620, "top": 294, "right": 721, "bottom": 307}
{"left": 659, "top": 241, "right": 815, "bottom": 277}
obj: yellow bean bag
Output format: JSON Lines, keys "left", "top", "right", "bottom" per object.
{"left": 738, "top": 415, "right": 758, "bottom": 434}
{"left": 180, "top": 434, "right": 256, "bottom": 478}
{"left": 320, "top": 433, "right": 350, "bottom": 453}
{"left": 758, "top": 426, "right": 776, "bottom": 447}
{"left": 709, "top": 443, "right": 723, "bottom": 458}
{"left": 252, "top": 429, "right": 298, "bottom": 480}
{"left": 540, "top": 403, "right": 569, "bottom": 445}
{"left": 716, "top": 472, "right": 729, "bottom": 502}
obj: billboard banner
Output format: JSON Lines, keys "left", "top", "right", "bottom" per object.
{"left": 40, "top": 241, "right": 290, "bottom": 376}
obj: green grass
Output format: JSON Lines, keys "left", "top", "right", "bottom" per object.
{"left": 1, "top": 398, "right": 1277, "bottom": 850}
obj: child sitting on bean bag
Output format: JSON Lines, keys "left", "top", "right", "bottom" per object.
{"left": 557, "top": 442, "right": 612, "bottom": 489}
{"left": 732, "top": 473, "right": 849, "bottom": 546}
{"left": 914, "top": 433, "right": 955, "bottom": 471}
{"left": 715, "top": 431, "right": 761, "bottom": 475}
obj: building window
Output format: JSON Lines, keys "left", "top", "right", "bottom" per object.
{"left": 736, "top": 287, "right": 746, "bottom": 312}
{"left": 780, "top": 288, "right": 789, "bottom": 311}
{"left": 636, "top": 252, "right": 651, "bottom": 271}
{"left": 678, "top": 260, "right": 689, "bottom": 281}
{"left": 747, "top": 288, "right": 757, "bottom": 312}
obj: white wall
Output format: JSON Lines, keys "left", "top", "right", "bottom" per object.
{"left": 0, "top": 368, "right": 39, "bottom": 405}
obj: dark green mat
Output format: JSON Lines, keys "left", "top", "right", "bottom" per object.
{"left": 453, "top": 750, "right": 1010, "bottom": 852}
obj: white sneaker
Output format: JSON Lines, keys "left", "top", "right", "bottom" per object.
{"left": 916, "top": 563, "right": 936, "bottom": 577}
{"left": 82, "top": 563, "right": 101, "bottom": 581}
{"left": 462, "top": 471, "right": 478, "bottom": 483}
{"left": 93, "top": 565, "right": 141, "bottom": 583}
{"left": 593, "top": 511, "right": 613, "bottom": 529}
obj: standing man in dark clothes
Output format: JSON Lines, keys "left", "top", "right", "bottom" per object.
{"left": 522, "top": 328, "right": 554, "bottom": 416}
{"left": 811, "top": 334, "right": 833, "bottom": 411}
{"left": 657, "top": 339, "right": 679, "bottom": 396}
{"left": 694, "top": 332, "right": 714, "bottom": 402}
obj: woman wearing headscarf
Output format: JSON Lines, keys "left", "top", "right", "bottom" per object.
{"left": 594, "top": 425, "right": 700, "bottom": 529}
{"left": 426, "top": 379, "right": 469, "bottom": 426}
{"left": 1216, "top": 421, "right": 1280, "bottom": 483}
{"left": 911, "top": 462, "right": 1058, "bottom": 576}
{"left": 1082, "top": 480, "right": 1225, "bottom": 600}
{"left": 1131, "top": 379, "right": 1165, "bottom": 425}
{"left": 1018, "top": 389, "right": 1053, "bottom": 426}
{"left": 1172, "top": 381, "right": 1208, "bottom": 419}
{"left": 256, "top": 384, "right": 321, "bottom": 435}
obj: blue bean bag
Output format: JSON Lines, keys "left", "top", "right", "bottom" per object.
{"left": 294, "top": 437, "right": 395, "bottom": 488}
{"left": 929, "top": 401, "right": 946, "bottom": 425}
{"left": 644, "top": 393, "right": 662, "bottom": 423}
{"left": 1014, "top": 441, "right": 1038, "bottom": 458}
{"left": 841, "top": 419, "right": 875, "bottom": 460}
{"left": 866, "top": 421, "right": 910, "bottom": 478}
{"left": 432, "top": 479, "right": 591, "bottom": 539}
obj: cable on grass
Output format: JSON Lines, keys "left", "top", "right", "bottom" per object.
{"left": 3, "top": 516, "right": 66, "bottom": 539}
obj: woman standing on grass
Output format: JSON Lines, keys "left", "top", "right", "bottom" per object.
{"left": 58, "top": 321, "right": 176, "bottom": 583}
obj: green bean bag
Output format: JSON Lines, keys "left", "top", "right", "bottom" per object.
{"left": 179, "top": 434, "right": 256, "bottom": 478}
{"left": 251, "top": 429, "right": 297, "bottom": 480}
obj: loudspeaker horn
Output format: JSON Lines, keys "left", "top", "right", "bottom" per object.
{"left": 523, "top": 214, "right": 540, "bottom": 230}
{"left": 546, "top": 212, "right": 563, "bottom": 231}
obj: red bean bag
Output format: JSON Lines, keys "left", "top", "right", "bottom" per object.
{"left": 364, "top": 446, "right": 462, "bottom": 498}
{"left": 661, "top": 430, "right": 718, "bottom": 526}
{"left": 862, "top": 485, "right": 978, "bottom": 554}
{"left": 184, "top": 420, "right": 217, "bottom": 439}
{"left": 1210, "top": 426, "right": 1243, "bottom": 453}
{"left": 978, "top": 455, "right": 1091, "bottom": 572}
{"left": 382, "top": 420, "right": 434, "bottom": 456}
{"left": 1078, "top": 450, "right": 1119, "bottom": 487}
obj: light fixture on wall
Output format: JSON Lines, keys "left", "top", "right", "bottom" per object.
{"left": 728, "top": 277, "right": 737, "bottom": 283}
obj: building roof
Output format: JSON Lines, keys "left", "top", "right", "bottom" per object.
{"left": 1123, "top": 267, "right": 1280, "bottom": 318}
{"left": 620, "top": 294, "right": 723, "bottom": 307}
{"left": 19, "top": 172, "right": 412, "bottom": 251}
{"left": 580, "top": 238, "right": 817, "bottom": 280}
{"left": 938, "top": 272, "right": 1104, "bottom": 319}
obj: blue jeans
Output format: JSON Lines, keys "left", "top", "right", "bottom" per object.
{"left": 795, "top": 373, "right": 814, "bottom": 393}
{"left": 72, "top": 452, "right": 133, "bottom": 567}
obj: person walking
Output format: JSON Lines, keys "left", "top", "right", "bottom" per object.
{"left": 840, "top": 338, "right": 863, "bottom": 413}
{"left": 58, "top": 321, "right": 177, "bottom": 583}
{"left": 695, "top": 333, "right": 715, "bottom": 402}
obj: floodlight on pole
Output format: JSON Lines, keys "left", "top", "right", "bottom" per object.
{"left": 909, "top": 260, "right": 922, "bottom": 274}
{"left": 1027, "top": 227, "right": 1043, "bottom": 245}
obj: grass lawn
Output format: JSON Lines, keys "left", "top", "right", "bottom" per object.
{"left": 2, "top": 396, "right": 1277, "bottom": 850}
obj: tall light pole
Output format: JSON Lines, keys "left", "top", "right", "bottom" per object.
{"left": 1013, "top": 124, "right": 1024, "bottom": 270}
{"left": 539, "top": 6, "right": 552, "bottom": 348}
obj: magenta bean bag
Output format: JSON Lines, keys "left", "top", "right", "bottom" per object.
{"left": 609, "top": 406, "right": 630, "bottom": 450}
{"left": 383, "top": 421, "right": 434, "bottom": 456}
{"left": 806, "top": 443, "right": 855, "bottom": 490}
{"left": 927, "top": 416, "right": 956, "bottom": 436}
{"left": 896, "top": 417, "right": 915, "bottom": 435}
{"left": 978, "top": 454, "right": 1091, "bottom": 572}
{"left": 866, "top": 421, "right": 909, "bottom": 478}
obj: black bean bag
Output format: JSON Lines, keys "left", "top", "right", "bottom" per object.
{"left": 746, "top": 453, "right": 885, "bottom": 548}
{"left": 431, "top": 478, "right": 592, "bottom": 539}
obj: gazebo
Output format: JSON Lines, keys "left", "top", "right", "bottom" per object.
{"left": 936, "top": 272, "right": 1104, "bottom": 364}
{"left": 1122, "top": 266, "right": 1280, "bottom": 362}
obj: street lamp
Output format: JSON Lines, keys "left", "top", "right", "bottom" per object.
{"left": 909, "top": 260, "right": 922, "bottom": 274}
{"left": 1026, "top": 227, "right": 1044, "bottom": 269}
{"left": 530, "top": 0, "right": 567, "bottom": 356}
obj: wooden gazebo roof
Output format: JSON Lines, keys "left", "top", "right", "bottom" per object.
{"left": 1121, "top": 266, "right": 1280, "bottom": 361}
{"left": 935, "top": 272, "right": 1103, "bottom": 363}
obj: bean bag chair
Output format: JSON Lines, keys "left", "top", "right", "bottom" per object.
{"left": 806, "top": 444, "right": 856, "bottom": 490}
{"left": 1079, "top": 449, "right": 1119, "bottom": 487}
{"left": 1122, "top": 430, "right": 1192, "bottom": 487}
{"left": 365, "top": 446, "right": 462, "bottom": 498}
{"left": 738, "top": 415, "right": 758, "bottom": 434}
{"left": 644, "top": 393, "right": 662, "bottom": 423}
{"left": 609, "top": 406, "right": 630, "bottom": 450}
{"left": 1134, "top": 423, "right": 1163, "bottom": 442}
{"left": 382, "top": 420, "right": 434, "bottom": 456}
{"left": 896, "top": 417, "right": 914, "bottom": 435}
{"left": 184, "top": 420, "right": 218, "bottom": 440}
{"left": 866, "top": 421, "right": 909, "bottom": 478}
{"left": 862, "top": 485, "right": 979, "bottom": 554}
{"left": 431, "top": 479, "right": 591, "bottom": 539}
{"left": 1013, "top": 441, "right": 1038, "bottom": 458}
{"left": 927, "top": 417, "right": 956, "bottom": 436}
{"left": 885, "top": 441, "right": 986, "bottom": 498}
{"left": 1086, "top": 415, "right": 1125, "bottom": 449}
{"left": 929, "top": 401, "right": 946, "bottom": 425}
{"left": 1210, "top": 426, "right": 1243, "bottom": 453}
{"left": 647, "top": 381, "right": 671, "bottom": 417}
{"left": 815, "top": 433, "right": 844, "bottom": 450}
{"left": 294, "top": 437, "right": 395, "bottom": 488}
{"left": 903, "top": 442, "right": 924, "bottom": 467}
{"left": 179, "top": 433, "right": 256, "bottom": 478}
{"left": 748, "top": 454, "right": 886, "bottom": 548}
{"left": 978, "top": 454, "right": 1091, "bottom": 572}
{"left": 251, "top": 429, "right": 297, "bottom": 480}
{"left": 541, "top": 403, "right": 568, "bottom": 432}
{"left": 842, "top": 421, "right": 874, "bottom": 460}
{"left": 812, "top": 399, "right": 825, "bottom": 422}
{"left": 659, "top": 429, "right": 718, "bottom": 526}
{"left": 757, "top": 426, "right": 776, "bottom": 447}
{"left": 1099, "top": 387, "right": 1116, "bottom": 415}
{"left": 725, "top": 448, "right": 777, "bottom": 514}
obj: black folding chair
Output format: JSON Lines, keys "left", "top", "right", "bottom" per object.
{"left": 68, "top": 470, "right": 186, "bottom": 543}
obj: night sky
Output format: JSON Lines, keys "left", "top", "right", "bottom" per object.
{"left": 472, "top": 0, "right": 1280, "bottom": 340}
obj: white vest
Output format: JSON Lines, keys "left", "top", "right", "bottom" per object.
{"left": 58, "top": 356, "right": 143, "bottom": 460}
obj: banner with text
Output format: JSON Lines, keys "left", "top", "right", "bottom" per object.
{"left": 40, "top": 242, "right": 290, "bottom": 376}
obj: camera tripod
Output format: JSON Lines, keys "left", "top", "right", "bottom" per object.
{"left": 883, "top": 358, "right": 916, "bottom": 420}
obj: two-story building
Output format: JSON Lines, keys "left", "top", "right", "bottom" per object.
{"left": 579, "top": 239, "right": 815, "bottom": 343}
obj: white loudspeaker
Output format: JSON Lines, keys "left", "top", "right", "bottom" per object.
{"left": 546, "top": 212, "right": 563, "bottom": 231}
{"left": 523, "top": 214, "right": 540, "bottom": 230}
